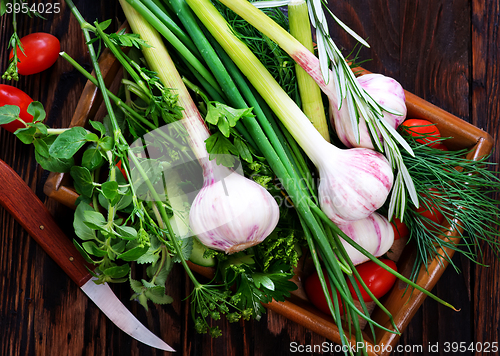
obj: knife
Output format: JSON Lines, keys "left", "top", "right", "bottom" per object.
{"left": 0, "top": 159, "right": 175, "bottom": 352}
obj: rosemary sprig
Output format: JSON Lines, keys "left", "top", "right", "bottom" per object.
{"left": 305, "top": 0, "right": 418, "bottom": 220}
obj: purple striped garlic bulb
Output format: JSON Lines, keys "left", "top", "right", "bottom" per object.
{"left": 337, "top": 212, "right": 395, "bottom": 265}
{"left": 318, "top": 145, "right": 394, "bottom": 224}
{"left": 331, "top": 73, "right": 407, "bottom": 149}
{"left": 189, "top": 161, "right": 280, "bottom": 254}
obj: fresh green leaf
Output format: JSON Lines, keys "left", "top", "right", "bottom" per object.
{"left": 27, "top": 101, "right": 46, "bottom": 123}
{"left": 205, "top": 102, "right": 252, "bottom": 137}
{"left": 82, "top": 241, "right": 108, "bottom": 257}
{"left": 73, "top": 239, "right": 95, "bottom": 264}
{"left": 89, "top": 120, "right": 107, "bottom": 136}
{"left": 205, "top": 132, "right": 239, "bottom": 167}
{"left": 103, "top": 264, "right": 130, "bottom": 279}
{"left": 118, "top": 244, "right": 149, "bottom": 261}
{"left": 49, "top": 127, "right": 89, "bottom": 159}
{"left": 101, "top": 180, "right": 119, "bottom": 201}
{"left": 98, "top": 136, "right": 114, "bottom": 151}
{"left": 14, "top": 126, "right": 37, "bottom": 144}
{"left": 0, "top": 105, "right": 20, "bottom": 125}
{"left": 82, "top": 147, "right": 104, "bottom": 171}
{"left": 145, "top": 286, "right": 173, "bottom": 305}
{"left": 82, "top": 210, "right": 108, "bottom": 231}
{"left": 130, "top": 277, "right": 144, "bottom": 294}
{"left": 234, "top": 137, "right": 253, "bottom": 163}
{"left": 74, "top": 202, "right": 97, "bottom": 241}
{"left": 114, "top": 224, "right": 138, "bottom": 240}
{"left": 85, "top": 133, "right": 100, "bottom": 142}
{"left": 34, "top": 137, "right": 74, "bottom": 172}
{"left": 252, "top": 273, "right": 275, "bottom": 291}
{"left": 71, "top": 166, "right": 95, "bottom": 198}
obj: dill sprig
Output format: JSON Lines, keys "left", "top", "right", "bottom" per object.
{"left": 399, "top": 133, "right": 500, "bottom": 280}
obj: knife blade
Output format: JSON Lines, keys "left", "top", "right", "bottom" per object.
{"left": 0, "top": 159, "right": 175, "bottom": 352}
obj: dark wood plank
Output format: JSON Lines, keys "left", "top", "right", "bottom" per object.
{"left": 471, "top": 1, "right": 500, "bottom": 355}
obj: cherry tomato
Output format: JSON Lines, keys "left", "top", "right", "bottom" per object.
{"left": 414, "top": 188, "right": 445, "bottom": 229}
{"left": 391, "top": 217, "right": 409, "bottom": 240}
{"left": 10, "top": 33, "right": 60, "bottom": 75}
{"left": 347, "top": 259, "right": 397, "bottom": 302}
{"left": 304, "top": 269, "right": 343, "bottom": 315}
{"left": 0, "top": 84, "right": 34, "bottom": 133}
{"left": 116, "top": 159, "right": 129, "bottom": 181}
{"left": 401, "top": 118, "right": 446, "bottom": 149}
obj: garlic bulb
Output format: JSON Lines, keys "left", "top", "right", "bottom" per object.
{"left": 189, "top": 159, "right": 280, "bottom": 254}
{"left": 317, "top": 143, "right": 394, "bottom": 223}
{"left": 337, "top": 212, "right": 395, "bottom": 265}
{"left": 331, "top": 73, "right": 407, "bottom": 149}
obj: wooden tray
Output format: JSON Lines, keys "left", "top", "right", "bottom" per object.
{"left": 43, "top": 46, "right": 493, "bottom": 356}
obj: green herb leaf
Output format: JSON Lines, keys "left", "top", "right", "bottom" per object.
{"left": 82, "top": 147, "right": 104, "bottom": 171}
{"left": 103, "top": 264, "right": 130, "bottom": 279}
{"left": 71, "top": 166, "right": 95, "bottom": 198}
{"left": 82, "top": 241, "right": 108, "bottom": 257}
{"left": 74, "top": 202, "right": 97, "bottom": 241}
{"left": 234, "top": 137, "right": 253, "bottom": 163}
{"left": 89, "top": 120, "right": 107, "bottom": 136}
{"left": 0, "top": 105, "right": 20, "bottom": 125}
{"left": 82, "top": 210, "right": 108, "bottom": 231}
{"left": 101, "top": 180, "right": 119, "bottom": 201}
{"left": 205, "top": 132, "right": 239, "bottom": 167}
{"left": 27, "top": 101, "right": 46, "bottom": 123}
{"left": 114, "top": 224, "right": 138, "bottom": 240}
{"left": 118, "top": 244, "right": 149, "bottom": 262}
{"left": 49, "top": 127, "right": 88, "bottom": 159}
{"left": 205, "top": 102, "right": 252, "bottom": 137}
{"left": 145, "top": 286, "right": 173, "bottom": 305}
{"left": 33, "top": 137, "right": 75, "bottom": 173}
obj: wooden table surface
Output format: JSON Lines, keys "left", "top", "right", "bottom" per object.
{"left": 1, "top": 1, "right": 499, "bottom": 355}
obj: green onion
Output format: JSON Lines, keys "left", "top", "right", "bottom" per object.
{"left": 288, "top": 0, "right": 329, "bottom": 141}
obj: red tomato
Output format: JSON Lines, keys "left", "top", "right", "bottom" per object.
{"left": 391, "top": 217, "right": 409, "bottom": 240}
{"left": 10, "top": 33, "right": 60, "bottom": 75}
{"left": 347, "top": 259, "right": 397, "bottom": 302}
{"left": 116, "top": 159, "right": 128, "bottom": 181}
{"left": 304, "top": 269, "right": 343, "bottom": 315}
{"left": 401, "top": 118, "right": 445, "bottom": 148}
{"left": 0, "top": 84, "right": 34, "bottom": 133}
{"left": 414, "top": 188, "right": 445, "bottom": 229}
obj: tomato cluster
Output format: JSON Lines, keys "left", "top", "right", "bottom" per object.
{"left": 1, "top": 33, "right": 60, "bottom": 133}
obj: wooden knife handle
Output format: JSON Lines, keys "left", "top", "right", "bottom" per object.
{"left": 0, "top": 159, "right": 93, "bottom": 287}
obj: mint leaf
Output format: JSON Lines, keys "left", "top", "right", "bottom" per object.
{"left": 82, "top": 147, "right": 104, "bottom": 171}
{"left": 49, "top": 127, "right": 88, "bottom": 159}
{"left": 71, "top": 166, "right": 94, "bottom": 198}
{"left": 74, "top": 202, "right": 97, "bottom": 241}
{"left": 0, "top": 105, "right": 20, "bottom": 125}
{"left": 27, "top": 101, "right": 46, "bottom": 123}
{"left": 34, "top": 137, "right": 74, "bottom": 173}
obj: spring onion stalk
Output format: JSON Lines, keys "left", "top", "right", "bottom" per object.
{"left": 124, "top": 0, "right": 224, "bottom": 99}
{"left": 288, "top": 0, "right": 329, "bottom": 141}
{"left": 119, "top": 0, "right": 280, "bottom": 254}
{"left": 186, "top": 0, "right": 394, "bottom": 224}
{"left": 214, "top": 0, "right": 419, "bottom": 220}
{"left": 140, "top": 0, "right": 201, "bottom": 57}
